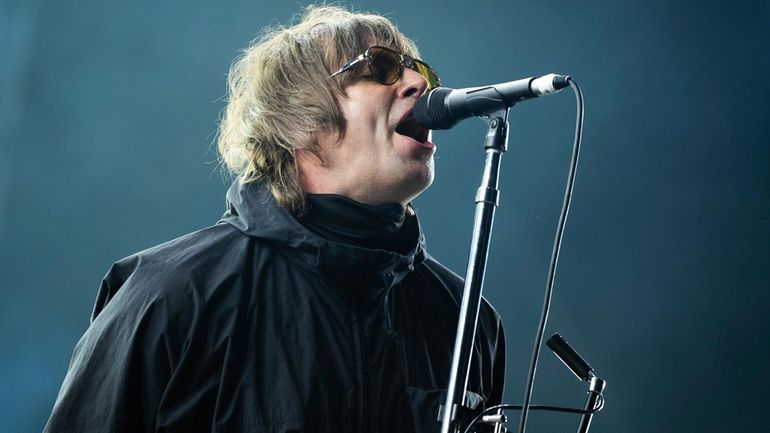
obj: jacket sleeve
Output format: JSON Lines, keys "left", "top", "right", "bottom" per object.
{"left": 470, "top": 309, "right": 505, "bottom": 433}
{"left": 43, "top": 260, "right": 185, "bottom": 433}
{"left": 488, "top": 317, "right": 506, "bottom": 407}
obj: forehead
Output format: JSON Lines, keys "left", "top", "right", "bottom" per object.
{"left": 369, "top": 38, "right": 419, "bottom": 58}
{"left": 330, "top": 28, "right": 419, "bottom": 62}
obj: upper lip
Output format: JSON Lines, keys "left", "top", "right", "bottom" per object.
{"left": 397, "top": 109, "right": 414, "bottom": 126}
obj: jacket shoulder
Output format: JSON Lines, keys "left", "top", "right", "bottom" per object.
{"left": 44, "top": 223, "right": 257, "bottom": 433}
{"left": 93, "top": 222, "right": 254, "bottom": 320}
{"left": 419, "top": 253, "right": 464, "bottom": 294}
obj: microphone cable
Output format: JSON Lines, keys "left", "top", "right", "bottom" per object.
{"left": 516, "top": 78, "right": 585, "bottom": 433}
{"left": 462, "top": 396, "right": 604, "bottom": 433}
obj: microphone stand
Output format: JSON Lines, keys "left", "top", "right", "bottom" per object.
{"left": 546, "top": 333, "right": 606, "bottom": 433}
{"left": 577, "top": 376, "right": 606, "bottom": 433}
{"left": 439, "top": 108, "right": 509, "bottom": 433}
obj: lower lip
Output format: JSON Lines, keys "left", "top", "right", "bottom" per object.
{"left": 419, "top": 140, "right": 436, "bottom": 151}
{"left": 399, "top": 133, "right": 436, "bottom": 151}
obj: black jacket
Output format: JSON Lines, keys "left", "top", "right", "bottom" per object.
{"left": 44, "top": 180, "right": 505, "bottom": 433}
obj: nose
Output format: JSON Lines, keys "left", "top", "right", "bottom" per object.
{"left": 398, "top": 68, "right": 428, "bottom": 99}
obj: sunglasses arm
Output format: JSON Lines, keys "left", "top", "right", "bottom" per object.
{"left": 328, "top": 54, "right": 366, "bottom": 79}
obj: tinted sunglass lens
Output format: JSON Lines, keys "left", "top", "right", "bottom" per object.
{"left": 414, "top": 62, "right": 440, "bottom": 90}
{"left": 369, "top": 48, "right": 402, "bottom": 85}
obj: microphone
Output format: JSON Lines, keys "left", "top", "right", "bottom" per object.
{"left": 413, "top": 73, "right": 570, "bottom": 130}
{"left": 546, "top": 333, "right": 594, "bottom": 382}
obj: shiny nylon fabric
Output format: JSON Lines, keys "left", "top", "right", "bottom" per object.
{"left": 44, "top": 180, "right": 505, "bottom": 433}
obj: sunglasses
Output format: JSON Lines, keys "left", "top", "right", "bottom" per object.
{"left": 329, "top": 46, "right": 441, "bottom": 91}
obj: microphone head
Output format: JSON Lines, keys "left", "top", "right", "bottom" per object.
{"left": 414, "top": 87, "right": 457, "bottom": 130}
{"left": 547, "top": 333, "right": 594, "bottom": 382}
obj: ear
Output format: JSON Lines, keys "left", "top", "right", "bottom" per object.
{"left": 313, "top": 127, "right": 343, "bottom": 154}
{"left": 297, "top": 126, "right": 345, "bottom": 192}
{"left": 295, "top": 145, "right": 326, "bottom": 194}
{"left": 296, "top": 147, "right": 325, "bottom": 169}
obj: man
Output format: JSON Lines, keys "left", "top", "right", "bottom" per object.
{"left": 45, "top": 6, "right": 505, "bottom": 433}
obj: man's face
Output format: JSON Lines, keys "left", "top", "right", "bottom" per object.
{"left": 306, "top": 57, "right": 436, "bottom": 206}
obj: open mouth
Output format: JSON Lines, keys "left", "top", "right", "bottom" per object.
{"left": 395, "top": 112, "right": 430, "bottom": 143}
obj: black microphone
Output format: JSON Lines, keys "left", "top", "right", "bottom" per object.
{"left": 413, "top": 73, "right": 570, "bottom": 130}
{"left": 546, "top": 333, "right": 594, "bottom": 382}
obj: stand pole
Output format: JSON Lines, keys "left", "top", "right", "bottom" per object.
{"left": 440, "top": 109, "right": 510, "bottom": 433}
{"left": 576, "top": 377, "right": 606, "bottom": 433}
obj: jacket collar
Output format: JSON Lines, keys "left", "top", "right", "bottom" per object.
{"left": 218, "top": 179, "right": 426, "bottom": 288}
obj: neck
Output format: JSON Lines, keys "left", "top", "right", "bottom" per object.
{"left": 296, "top": 193, "right": 415, "bottom": 254}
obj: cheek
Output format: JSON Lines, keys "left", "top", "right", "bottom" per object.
{"left": 343, "top": 104, "right": 381, "bottom": 135}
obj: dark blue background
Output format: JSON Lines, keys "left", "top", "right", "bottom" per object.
{"left": 1, "top": 1, "right": 768, "bottom": 432}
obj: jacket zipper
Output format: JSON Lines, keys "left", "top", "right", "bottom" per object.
{"left": 350, "top": 307, "right": 367, "bottom": 433}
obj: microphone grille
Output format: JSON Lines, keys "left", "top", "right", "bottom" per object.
{"left": 414, "top": 87, "right": 456, "bottom": 130}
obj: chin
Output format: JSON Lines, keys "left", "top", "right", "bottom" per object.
{"left": 400, "top": 163, "right": 435, "bottom": 203}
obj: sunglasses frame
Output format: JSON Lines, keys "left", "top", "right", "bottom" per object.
{"left": 329, "top": 46, "right": 441, "bottom": 91}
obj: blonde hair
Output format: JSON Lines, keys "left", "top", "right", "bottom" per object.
{"left": 217, "top": 5, "right": 420, "bottom": 214}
